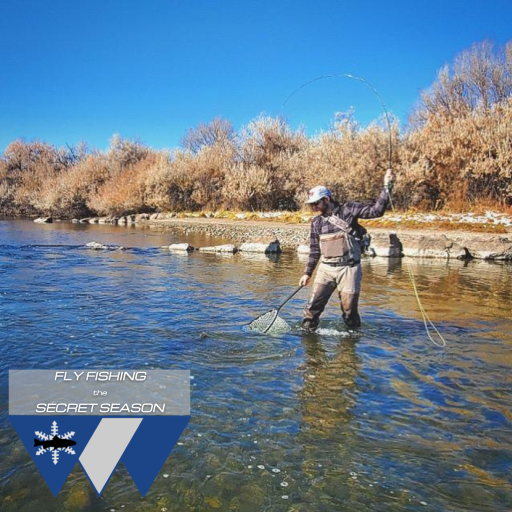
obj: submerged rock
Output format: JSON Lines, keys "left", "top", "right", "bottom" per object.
{"left": 168, "top": 243, "right": 195, "bottom": 252}
{"left": 85, "top": 241, "right": 125, "bottom": 251}
{"left": 198, "top": 244, "right": 238, "bottom": 253}
{"left": 34, "top": 217, "right": 53, "bottom": 224}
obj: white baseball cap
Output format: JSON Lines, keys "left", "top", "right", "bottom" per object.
{"left": 305, "top": 185, "right": 332, "bottom": 203}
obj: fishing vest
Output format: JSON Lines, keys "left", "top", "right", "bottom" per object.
{"left": 319, "top": 215, "right": 362, "bottom": 264}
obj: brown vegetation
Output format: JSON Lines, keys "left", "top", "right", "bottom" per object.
{"left": 1, "top": 41, "right": 511, "bottom": 219}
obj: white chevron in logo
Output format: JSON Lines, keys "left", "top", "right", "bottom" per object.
{"left": 79, "top": 418, "right": 142, "bottom": 494}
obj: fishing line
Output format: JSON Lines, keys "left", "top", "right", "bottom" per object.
{"left": 283, "top": 73, "right": 447, "bottom": 348}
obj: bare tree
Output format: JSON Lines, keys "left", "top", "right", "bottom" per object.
{"left": 412, "top": 40, "right": 512, "bottom": 124}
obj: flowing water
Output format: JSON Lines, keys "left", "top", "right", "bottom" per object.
{"left": 0, "top": 219, "right": 511, "bottom": 512}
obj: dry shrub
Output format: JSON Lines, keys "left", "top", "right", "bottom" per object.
{"left": 299, "top": 112, "right": 400, "bottom": 205}
{"left": 141, "top": 152, "right": 175, "bottom": 211}
{"left": 234, "top": 116, "right": 308, "bottom": 210}
{"left": 88, "top": 153, "right": 158, "bottom": 216}
{"left": 401, "top": 100, "right": 512, "bottom": 209}
{"left": 51, "top": 153, "right": 111, "bottom": 217}
{"left": 0, "top": 140, "right": 76, "bottom": 215}
{"left": 168, "top": 140, "right": 236, "bottom": 211}
{"left": 403, "top": 40, "right": 512, "bottom": 209}
{"left": 180, "top": 117, "right": 234, "bottom": 154}
{"left": 223, "top": 163, "right": 271, "bottom": 210}
{"left": 413, "top": 41, "right": 512, "bottom": 124}
{"left": 1, "top": 41, "right": 511, "bottom": 217}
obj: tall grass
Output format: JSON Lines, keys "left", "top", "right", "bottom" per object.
{"left": 1, "top": 41, "right": 511, "bottom": 217}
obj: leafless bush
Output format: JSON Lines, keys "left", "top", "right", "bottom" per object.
{"left": 412, "top": 40, "right": 512, "bottom": 124}
{"left": 180, "top": 117, "right": 234, "bottom": 154}
{"left": 235, "top": 116, "right": 308, "bottom": 209}
{"left": 402, "top": 98, "right": 512, "bottom": 208}
{"left": 0, "top": 140, "right": 77, "bottom": 215}
{"left": 1, "top": 41, "right": 511, "bottom": 217}
{"left": 299, "top": 112, "right": 400, "bottom": 205}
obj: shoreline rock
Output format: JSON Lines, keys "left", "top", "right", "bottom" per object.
{"left": 198, "top": 244, "right": 238, "bottom": 253}
{"left": 145, "top": 219, "right": 512, "bottom": 261}
{"left": 29, "top": 214, "right": 512, "bottom": 261}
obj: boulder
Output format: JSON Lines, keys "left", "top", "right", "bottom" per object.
{"left": 198, "top": 244, "right": 238, "bottom": 253}
{"left": 368, "top": 232, "right": 402, "bottom": 257}
{"left": 402, "top": 234, "right": 470, "bottom": 259}
{"left": 463, "top": 236, "right": 512, "bottom": 260}
{"left": 34, "top": 217, "right": 53, "bottom": 224}
{"left": 71, "top": 219, "right": 79, "bottom": 223}
{"left": 168, "top": 243, "right": 195, "bottom": 252}
{"left": 135, "top": 213, "right": 150, "bottom": 222}
{"left": 88, "top": 217, "right": 100, "bottom": 224}
{"left": 149, "top": 213, "right": 160, "bottom": 220}
{"left": 98, "top": 216, "right": 117, "bottom": 224}
{"left": 239, "top": 237, "right": 281, "bottom": 254}
{"left": 79, "top": 218, "right": 92, "bottom": 224}
{"left": 117, "top": 217, "right": 127, "bottom": 225}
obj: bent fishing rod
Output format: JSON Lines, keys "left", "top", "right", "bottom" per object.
{"left": 282, "top": 73, "right": 446, "bottom": 347}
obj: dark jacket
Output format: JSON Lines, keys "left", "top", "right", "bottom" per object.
{"left": 305, "top": 188, "right": 390, "bottom": 276}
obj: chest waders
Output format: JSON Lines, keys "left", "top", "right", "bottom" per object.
{"left": 302, "top": 215, "right": 362, "bottom": 331}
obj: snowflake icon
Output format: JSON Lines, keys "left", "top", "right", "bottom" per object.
{"left": 34, "top": 421, "right": 77, "bottom": 465}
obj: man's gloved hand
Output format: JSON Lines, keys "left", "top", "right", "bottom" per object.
{"left": 299, "top": 275, "right": 311, "bottom": 286}
{"left": 384, "top": 168, "right": 395, "bottom": 191}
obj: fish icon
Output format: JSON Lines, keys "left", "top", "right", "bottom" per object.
{"left": 34, "top": 435, "right": 77, "bottom": 451}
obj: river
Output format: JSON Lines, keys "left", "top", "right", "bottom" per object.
{"left": 0, "top": 219, "right": 511, "bottom": 511}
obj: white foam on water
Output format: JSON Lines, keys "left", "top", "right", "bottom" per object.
{"left": 314, "top": 328, "right": 355, "bottom": 336}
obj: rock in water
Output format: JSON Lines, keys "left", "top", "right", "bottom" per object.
{"left": 168, "top": 243, "right": 195, "bottom": 252}
{"left": 85, "top": 241, "right": 125, "bottom": 251}
{"left": 240, "top": 237, "right": 281, "bottom": 254}
{"left": 198, "top": 244, "right": 238, "bottom": 253}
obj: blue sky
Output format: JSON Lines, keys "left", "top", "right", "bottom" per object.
{"left": 0, "top": 0, "right": 510, "bottom": 152}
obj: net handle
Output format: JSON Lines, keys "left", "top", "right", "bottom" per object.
{"left": 276, "top": 285, "right": 304, "bottom": 314}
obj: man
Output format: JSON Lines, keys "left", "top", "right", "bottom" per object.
{"left": 299, "top": 169, "right": 395, "bottom": 331}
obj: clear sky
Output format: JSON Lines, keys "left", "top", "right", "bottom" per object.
{"left": 0, "top": 0, "right": 510, "bottom": 152}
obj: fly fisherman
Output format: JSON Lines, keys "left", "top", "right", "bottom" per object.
{"left": 299, "top": 169, "right": 395, "bottom": 331}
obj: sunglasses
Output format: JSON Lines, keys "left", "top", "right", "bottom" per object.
{"left": 309, "top": 199, "right": 323, "bottom": 207}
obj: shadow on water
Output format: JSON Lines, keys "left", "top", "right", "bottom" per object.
{"left": 0, "top": 219, "right": 511, "bottom": 511}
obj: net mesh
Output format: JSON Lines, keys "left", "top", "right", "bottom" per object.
{"left": 247, "top": 310, "right": 291, "bottom": 334}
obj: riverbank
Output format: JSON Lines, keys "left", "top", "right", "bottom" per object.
{"left": 145, "top": 216, "right": 512, "bottom": 260}
{"left": 24, "top": 212, "right": 512, "bottom": 260}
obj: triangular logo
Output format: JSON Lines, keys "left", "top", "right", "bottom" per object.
{"left": 122, "top": 416, "right": 190, "bottom": 496}
{"left": 9, "top": 416, "right": 102, "bottom": 496}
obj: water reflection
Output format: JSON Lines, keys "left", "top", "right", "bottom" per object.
{"left": 299, "top": 336, "right": 361, "bottom": 436}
